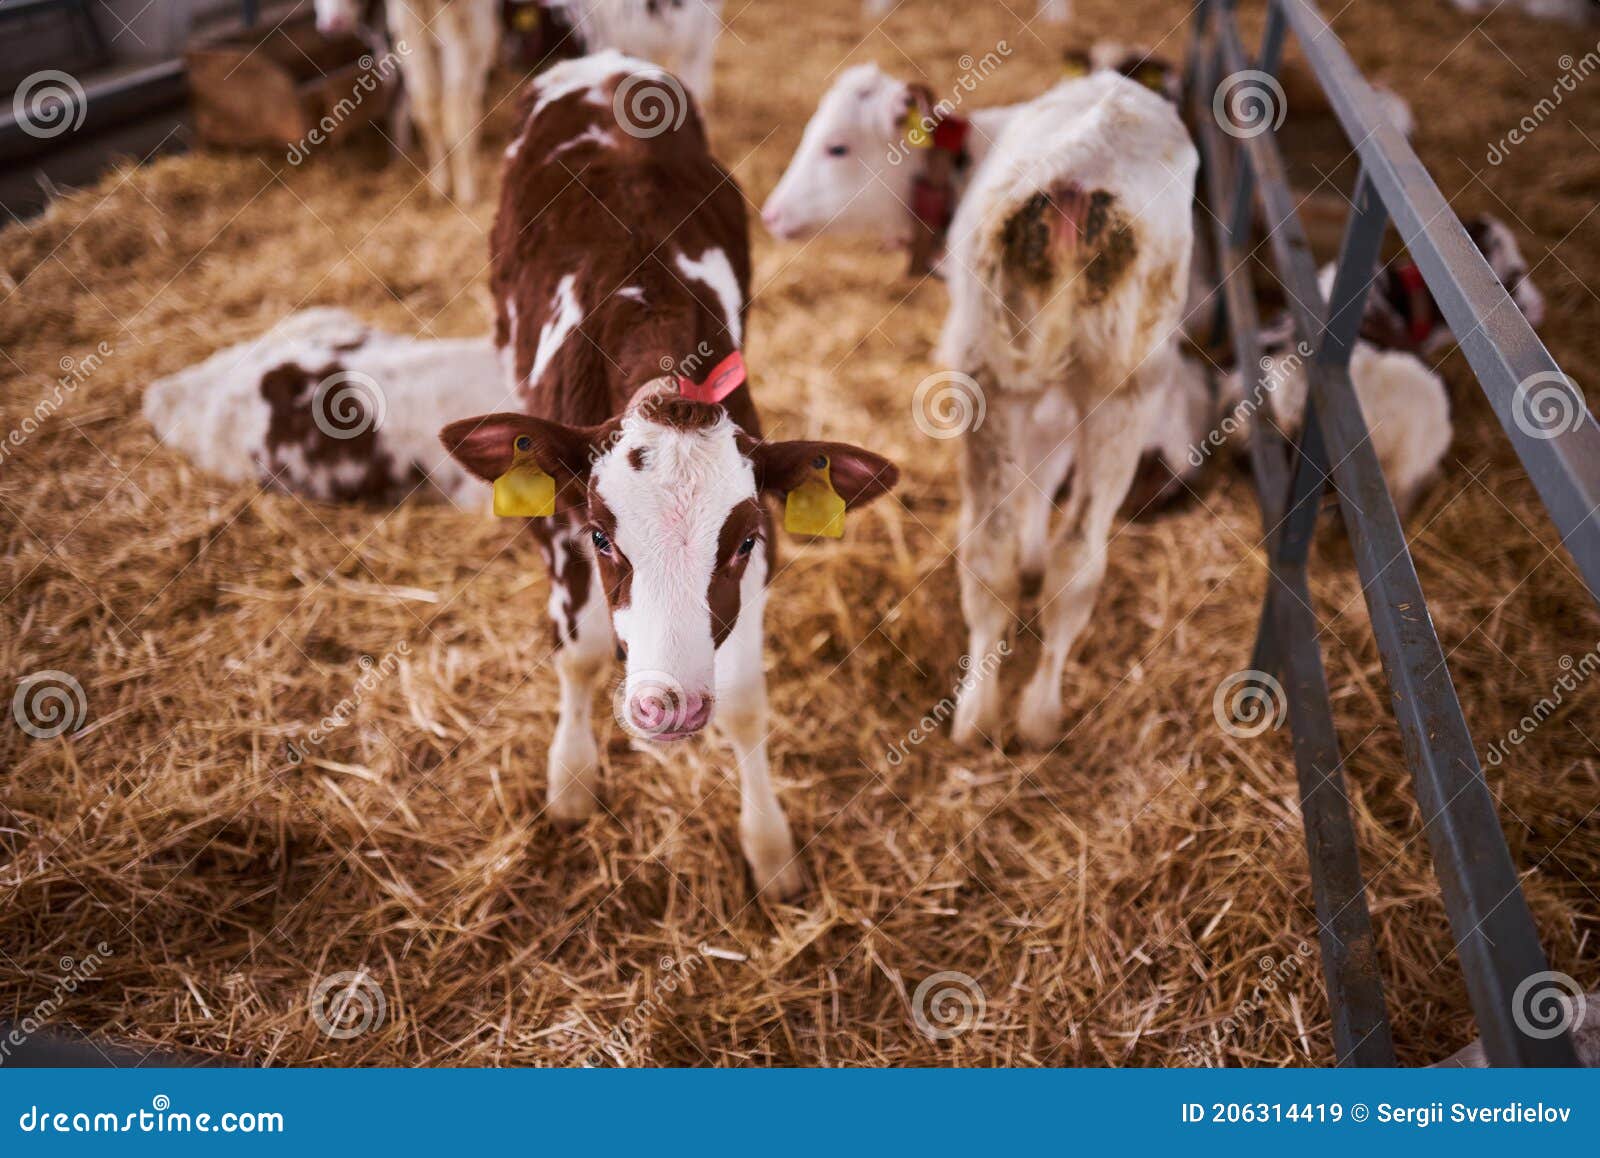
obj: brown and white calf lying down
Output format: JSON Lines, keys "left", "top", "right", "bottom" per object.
{"left": 143, "top": 306, "right": 505, "bottom": 506}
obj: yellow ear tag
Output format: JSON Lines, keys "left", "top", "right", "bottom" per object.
{"left": 1137, "top": 65, "right": 1166, "bottom": 91}
{"left": 514, "top": 5, "right": 540, "bottom": 31}
{"left": 783, "top": 454, "right": 847, "bottom": 539}
{"left": 904, "top": 108, "right": 932, "bottom": 150}
{"left": 1062, "top": 56, "right": 1090, "bottom": 78}
{"left": 493, "top": 435, "right": 556, "bottom": 517}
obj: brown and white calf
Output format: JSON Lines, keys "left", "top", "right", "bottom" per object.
{"left": 766, "top": 66, "right": 1198, "bottom": 748}
{"left": 143, "top": 306, "right": 505, "bottom": 506}
{"left": 441, "top": 51, "right": 897, "bottom": 895}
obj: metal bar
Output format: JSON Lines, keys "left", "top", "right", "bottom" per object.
{"left": 1272, "top": 562, "right": 1395, "bottom": 1065}
{"left": 1214, "top": 17, "right": 1326, "bottom": 351}
{"left": 1196, "top": 0, "right": 1581, "bottom": 1067}
{"left": 1317, "top": 168, "right": 1389, "bottom": 368}
{"left": 1275, "top": 0, "right": 1600, "bottom": 604}
{"left": 1198, "top": 8, "right": 1394, "bottom": 1064}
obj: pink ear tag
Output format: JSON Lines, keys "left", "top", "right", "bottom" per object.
{"left": 493, "top": 434, "right": 556, "bottom": 517}
{"left": 783, "top": 454, "right": 846, "bottom": 539}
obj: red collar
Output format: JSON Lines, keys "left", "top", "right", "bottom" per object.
{"left": 910, "top": 115, "right": 970, "bottom": 231}
{"left": 676, "top": 350, "right": 746, "bottom": 404}
{"left": 1394, "top": 261, "right": 1436, "bottom": 346}
{"left": 928, "top": 115, "right": 970, "bottom": 156}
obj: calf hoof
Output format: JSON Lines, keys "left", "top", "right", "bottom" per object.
{"left": 547, "top": 737, "right": 600, "bottom": 823}
{"left": 951, "top": 690, "right": 1001, "bottom": 750}
{"left": 742, "top": 823, "right": 803, "bottom": 900}
{"left": 546, "top": 782, "right": 600, "bottom": 824}
{"left": 1016, "top": 681, "right": 1063, "bottom": 750}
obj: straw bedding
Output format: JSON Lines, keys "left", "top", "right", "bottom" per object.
{"left": 2, "top": 0, "right": 1597, "bottom": 1067}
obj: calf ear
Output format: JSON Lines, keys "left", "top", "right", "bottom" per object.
{"left": 439, "top": 413, "right": 610, "bottom": 486}
{"left": 749, "top": 440, "right": 899, "bottom": 510}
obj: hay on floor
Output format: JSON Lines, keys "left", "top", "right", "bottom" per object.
{"left": 1, "top": 0, "right": 1597, "bottom": 1066}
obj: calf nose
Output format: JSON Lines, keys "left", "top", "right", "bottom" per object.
{"left": 627, "top": 686, "right": 712, "bottom": 739}
{"left": 760, "top": 203, "right": 784, "bottom": 236}
{"left": 318, "top": 15, "right": 353, "bottom": 34}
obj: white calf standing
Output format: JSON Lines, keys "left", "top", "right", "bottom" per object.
{"left": 554, "top": 0, "right": 724, "bottom": 102}
{"left": 385, "top": 0, "right": 500, "bottom": 202}
{"left": 765, "top": 67, "right": 1197, "bottom": 747}
{"left": 940, "top": 79, "right": 1197, "bottom": 747}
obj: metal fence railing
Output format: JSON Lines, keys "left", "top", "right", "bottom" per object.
{"left": 1186, "top": 0, "right": 1599, "bottom": 1066}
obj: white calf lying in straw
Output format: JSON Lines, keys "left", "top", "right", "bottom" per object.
{"left": 1216, "top": 333, "right": 1451, "bottom": 519}
{"left": 1320, "top": 216, "right": 1545, "bottom": 356}
{"left": 537, "top": 0, "right": 724, "bottom": 102}
{"left": 765, "top": 65, "right": 1198, "bottom": 747}
{"left": 318, "top": 0, "right": 500, "bottom": 201}
{"left": 143, "top": 307, "right": 505, "bottom": 506}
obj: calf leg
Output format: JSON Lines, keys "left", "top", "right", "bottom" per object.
{"left": 1017, "top": 388, "right": 1153, "bottom": 748}
{"left": 714, "top": 580, "right": 800, "bottom": 898}
{"left": 951, "top": 392, "right": 1028, "bottom": 748}
{"left": 439, "top": 3, "right": 497, "bottom": 205}
{"left": 542, "top": 525, "right": 613, "bottom": 821}
{"left": 681, "top": 38, "right": 715, "bottom": 107}
{"left": 390, "top": 4, "right": 450, "bottom": 198}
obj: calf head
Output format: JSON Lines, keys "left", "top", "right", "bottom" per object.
{"left": 1466, "top": 214, "right": 1545, "bottom": 332}
{"left": 441, "top": 385, "right": 898, "bottom": 739}
{"left": 762, "top": 64, "right": 926, "bottom": 243}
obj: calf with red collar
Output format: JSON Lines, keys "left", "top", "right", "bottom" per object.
{"left": 443, "top": 51, "right": 898, "bottom": 898}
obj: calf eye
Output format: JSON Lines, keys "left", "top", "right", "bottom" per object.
{"left": 826, "top": 144, "right": 849, "bottom": 157}
{"left": 590, "top": 529, "right": 612, "bottom": 555}
{"left": 736, "top": 535, "right": 758, "bottom": 558}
